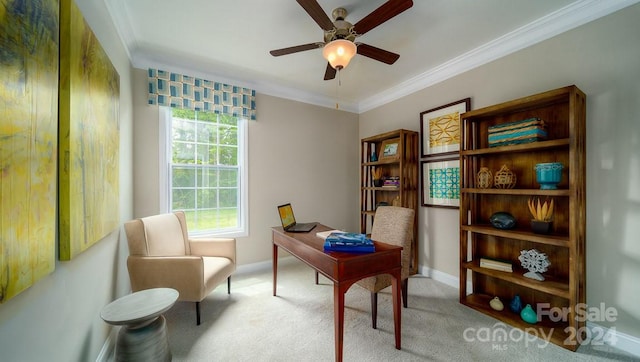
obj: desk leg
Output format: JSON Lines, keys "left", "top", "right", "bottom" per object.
{"left": 391, "top": 270, "right": 402, "bottom": 350}
{"left": 333, "top": 284, "right": 345, "bottom": 362}
{"left": 273, "top": 243, "right": 278, "bottom": 296}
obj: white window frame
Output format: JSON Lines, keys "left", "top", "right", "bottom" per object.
{"left": 159, "top": 107, "right": 248, "bottom": 238}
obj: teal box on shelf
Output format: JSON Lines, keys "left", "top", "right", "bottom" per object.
{"left": 488, "top": 118, "right": 547, "bottom": 147}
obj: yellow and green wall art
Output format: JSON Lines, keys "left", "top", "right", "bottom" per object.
{"left": 1, "top": 0, "right": 60, "bottom": 303}
{"left": 1, "top": 0, "right": 119, "bottom": 302}
{"left": 58, "top": 0, "right": 120, "bottom": 260}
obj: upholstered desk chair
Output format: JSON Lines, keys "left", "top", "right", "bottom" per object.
{"left": 357, "top": 206, "right": 414, "bottom": 329}
{"left": 124, "top": 211, "right": 236, "bottom": 325}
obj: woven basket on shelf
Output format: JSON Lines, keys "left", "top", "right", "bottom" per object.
{"left": 494, "top": 164, "right": 516, "bottom": 189}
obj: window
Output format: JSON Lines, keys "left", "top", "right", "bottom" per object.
{"left": 161, "top": 108, "right": 248, "bottom": 237}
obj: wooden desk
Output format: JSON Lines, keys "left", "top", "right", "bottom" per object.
{"left": 272, "top": 224, "right": 402, "bottom": 362}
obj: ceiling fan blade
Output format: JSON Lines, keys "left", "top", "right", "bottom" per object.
{"left": 270, "top": 42, "right": 324, "bottom": 57}
{"left": 324, "top": 62, "right": 337, "bottom": 80}
{"left": 353, "top": 0, "right": 413, "bottom": 36}
{"left": 357, "top": 43, "right": 400, "bottom": 64}
{"left": 296, "top": 0, "right": 334, "bottom": 31}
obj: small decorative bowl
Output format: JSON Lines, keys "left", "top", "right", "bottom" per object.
{"left": 535, "top": 162, "right": 563, "bottom": 189}
{"left": 489, "top": 212, "right": 516, "bottom": 230}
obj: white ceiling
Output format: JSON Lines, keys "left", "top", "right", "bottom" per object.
{"left": 104, "top": 0, "right": 637, "bottom": 113}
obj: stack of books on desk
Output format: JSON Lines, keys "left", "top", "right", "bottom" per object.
{"left": 323, "top": 232, "right": 375, "bottom": 253}
{"left": 479, "top": 257, "right": 513, "bottom": 272}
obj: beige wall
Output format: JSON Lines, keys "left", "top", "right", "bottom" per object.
{"left": 0, "top": 0, "right": 134, "bottom": 360}
{"left": 131, "top": 71, "right": 360, "bottom": 264}
{"left": 360, "top": 5, "right": 640, "bottom": 339}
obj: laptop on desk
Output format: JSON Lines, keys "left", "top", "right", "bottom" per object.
{"left": 277, "top": 203, "right": 316, "bottom": 232}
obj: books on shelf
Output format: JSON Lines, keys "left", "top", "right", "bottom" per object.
{"left": 488, "top": 117, "right": 547, "bottom": 147}
{"left": 479, "top": 257, "right": 513, "bottom": 272}
{"left": 383, "top": 176, "right": 400, "bottom": 187}
{"left": 323, "top": 232, "right": 375, "bottom": 253}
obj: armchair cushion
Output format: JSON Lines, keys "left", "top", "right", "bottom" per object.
{"left": 142, "top": 213, "right": 187, "bottom": 256}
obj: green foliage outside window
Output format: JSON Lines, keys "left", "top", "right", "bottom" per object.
{"left": 170, "top": 109, "right": 240, "bottom": 232}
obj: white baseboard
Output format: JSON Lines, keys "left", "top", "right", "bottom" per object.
{"left": 416, "top": 265, "right": 640, "bottom": 358}
{"left": 95, "top": 327, "right": 117, "bottom": 362}
{"left": 586, "top": 321, "right": 640, "bottom": 357}
{"left": 235, "top": 255, "right": 297, "bottom": 275}
{"left": 417, "top": 264, "right": 459, "bottom": 289}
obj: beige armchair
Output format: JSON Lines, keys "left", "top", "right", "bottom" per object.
{"left": 124, "top": 211, "right": 236, "bottom": 325}
{"left": 357, "top": 206, "right": 414, "bottom": 329}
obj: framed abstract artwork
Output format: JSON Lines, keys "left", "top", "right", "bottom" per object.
{"left": 420, "top": 98, "right": 470, "bottom": 158}
{"left": 0, "top": 0, "right": 59, "bottom": 302}
{"left": 58, "top": 0, "right": 120, "bottom": 260}
{"left": 421, "top": 158, "right": 460, "bottom": 208}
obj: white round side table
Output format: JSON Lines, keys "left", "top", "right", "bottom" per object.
{"left": 101, "top": 288, "right": 179, "bottom": 362}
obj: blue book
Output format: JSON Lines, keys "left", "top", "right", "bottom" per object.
{"left": 323, "top": 242, "right": 375, "bottom": 253}
{"left": 325, "top": 232, "right": 370, "bottom": 245}
{"left": 324, "top": 232, "right": 374, "bottom": 253}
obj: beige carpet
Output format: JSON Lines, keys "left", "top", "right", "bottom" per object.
{"left": 162, "top": 258, "right": 636, "bottom": 361}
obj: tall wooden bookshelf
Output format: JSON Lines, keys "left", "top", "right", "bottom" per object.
{"left": 459, "top": 85, "right": 586, "bottom": 350}
{"left": 361, "top": 129, "right": 419, "bottom": 274}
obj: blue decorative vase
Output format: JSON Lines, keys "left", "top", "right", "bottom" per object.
{"left": 535, "top": 162, "right": 563, "bottom": 189}
{"left": 509, "top": 294, "right": 522, "bottom": 314}
{"left": 520, "top": 304, "right": 538, "bottom": 324}
{"left": 370, "top": 151, "right": 378, "bottom": 162}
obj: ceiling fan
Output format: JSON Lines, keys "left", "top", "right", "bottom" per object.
{"left": 269, "top": 0, "right": 413, "bottom": 80}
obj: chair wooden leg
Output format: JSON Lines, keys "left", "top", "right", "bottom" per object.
{"left": 196, "top": 302, "right": 201, "bottom": 326}
{"left": 315, "top": 271, "right": 319, "bottom": 284}
{"left": 370, "top": 292, "right": 378, "bottom": 329}
{"left": 227, "top": 276, "right": 231, "bottom": 294}
{"left": 402, "top": 278, "right": 408, "bottom": 308}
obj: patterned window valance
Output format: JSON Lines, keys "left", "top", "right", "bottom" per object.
{"left": 147, "top": 68, "right": 256, "bottom": 120}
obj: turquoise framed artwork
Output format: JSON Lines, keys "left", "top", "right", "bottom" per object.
{"left": 58, "top": 0, "right": 120, "bottom": 260}
{"left": 421, "top": 158, "right": 460, "bottom": 208}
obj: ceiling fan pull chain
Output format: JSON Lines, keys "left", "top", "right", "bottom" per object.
{"left": 335, "top": 70, "right": 340, "bottom": 109}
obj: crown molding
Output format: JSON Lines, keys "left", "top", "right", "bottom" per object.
{"left": 103, "top": 0, "right": 136, "bottom": 60}
{"left": 357, "top": 0, "right": 640, "bottom": 113}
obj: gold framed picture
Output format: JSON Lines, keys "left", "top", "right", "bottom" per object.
{"left": 379, "top": 138, "right": 400, "bottom": 161}
{"left": 420, "top": 98, "right": 470, "bottom": 158}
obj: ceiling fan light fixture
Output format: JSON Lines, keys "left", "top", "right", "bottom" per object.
{"left": 322, "top": 39, "right": 357, "bottom": 70}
